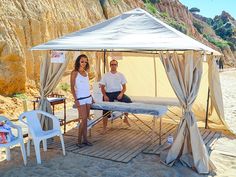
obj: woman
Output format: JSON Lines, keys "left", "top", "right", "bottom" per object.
{"left": 70, "top": 54, "right": 93, "bottom": 147}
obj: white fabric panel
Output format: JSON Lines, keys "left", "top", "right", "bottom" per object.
{"left": 130, "top": 96, "right": 180, "bottom": 106}
{"left": 31, "top": 8, "right": 220, "bottom": 55}
{"left": 91, "top": 102, "right": 167, "bottom": 116}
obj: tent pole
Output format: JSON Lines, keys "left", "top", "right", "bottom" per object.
{"left": 153, "top": 54, "right": 157, "bottom": 97}
{"left": 205, "top": 87, "right": 210, "bottom": 129}
{"left": 103, "top": 50, "right": 106, "bottom": 74}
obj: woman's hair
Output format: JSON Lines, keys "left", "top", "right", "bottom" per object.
{"left": 74, "top": 54, "right": 90, "bottom": 71}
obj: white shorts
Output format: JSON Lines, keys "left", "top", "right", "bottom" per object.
{"left": 78, "top": 97, "right": 92, "bottom": 105}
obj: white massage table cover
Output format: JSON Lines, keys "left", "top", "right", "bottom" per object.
{"left": 91, "top": 102, "right": 167, "bottom": 116}
{"left": 130, "top": 96, "right": 180, "bottom": 107}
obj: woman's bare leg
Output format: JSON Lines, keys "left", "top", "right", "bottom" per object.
{"left": 86, "top": 104, "right": 91, "bottom": 123}
{"left": 83, "top": 104, "right": 91, "bottom": 142}
{"left": 78, "top": 105, "right": 87, "bottom": 144}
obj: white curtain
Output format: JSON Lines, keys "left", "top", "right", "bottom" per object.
{"left": 38, "top": 53, "right": 69, "bottom": 130}
{"left": 160, "top": 51, "right": 215, "bottom": 174}
{"left": 208, "top": 55, "right": 226, "bottom": 123}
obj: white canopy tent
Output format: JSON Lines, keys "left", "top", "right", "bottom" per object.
{"left": 31, "top": 8, "right": 226, "bottom": 174}
{"left": 31, "top": 8, "right": 220, "bottom": 55}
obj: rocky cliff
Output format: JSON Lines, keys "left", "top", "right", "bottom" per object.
{"left": 0, "top": 0, "right": 235, "bottom": 96}
{"left": 156, "top": 0, "right": 216, "bottom": 48}
{"left": 156, "top": 0, "right": 236, "bottom": 66}
{"left": 0, "top": 0, "right": 143, "bottom": 96}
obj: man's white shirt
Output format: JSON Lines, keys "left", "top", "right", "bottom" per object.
{"left": 100, "top": 72, "right": 127, "bottom": 93}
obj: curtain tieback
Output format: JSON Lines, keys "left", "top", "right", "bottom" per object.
{"left": 184, "top": 107, "right": 192, "bottom": 113}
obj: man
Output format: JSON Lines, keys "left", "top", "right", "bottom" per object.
{"left": 100, "top": 59, "right": 132, "bottom": 132}
{"left": 219, "top": 57, "right": 224, "bottom": 71}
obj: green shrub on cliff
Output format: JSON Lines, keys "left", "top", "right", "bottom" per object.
{"left": 149, "top": 0, "right": 160, "bottom": 3}
{"left": 145, "top": 2, "right": 157, "bottom": 15}
{"left": 60, "top": 83, "right": 70, "bottom": 92}
{"left": 160, "top": 12, "right": 169, "bottom": 19}
{"left": 111, "top": 0, "right": 120, "bottom": 5}
{"left": 142, "top": 0, "right": 160, "bottom": 4}
{"left": 212, "top": 15, "right": 234, "bottom": 40}
{"left": 193, "top": 21, "right": 204, "bottom": 34}
{"left": 227, "top": 41, "right": 236, "bottom": 51}
{"left": 203, "top": 34, "right": 229, "bottom": 49}
{"left": 169, "top": 20, "right": 187, "bottom": 34}
{"left": 99, "top": 0, "right": 106, "bottom": 6}
{"left": 12, "top": 93, "right": 27, "bottom": 100}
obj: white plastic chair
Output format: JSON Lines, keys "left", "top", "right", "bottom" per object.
{"left": 19, "top": 110, "right": 65, "bottom": 164}
{"left": 0, "top": 116, "right": 27, "bottom": 165}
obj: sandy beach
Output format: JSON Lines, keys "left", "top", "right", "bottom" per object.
{"left": 0, "top": 70, "right": 236, "bottom": 177}
{"left": 220, "top": 70, "right": 236, "bottom": 134}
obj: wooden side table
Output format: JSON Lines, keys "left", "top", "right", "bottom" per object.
{"left": 32, "top": 94, "right": 67, "bottom": 133}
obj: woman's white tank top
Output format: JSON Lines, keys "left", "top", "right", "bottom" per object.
{"left": 75, "top": 72, "right": 90, "bottom": 99}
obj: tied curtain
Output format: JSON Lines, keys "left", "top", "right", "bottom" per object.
{"left": 208, "top": 55, "right": 228, "bottom": 128}
{"left": 38, "top": 53, "right": 69, "bottom": 130}
{"left": 160, "top": 51, "right": 215, "bottom": 174}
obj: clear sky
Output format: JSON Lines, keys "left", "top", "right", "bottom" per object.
{"left": 179, "top": 0, "right": 236, "bottom": 19}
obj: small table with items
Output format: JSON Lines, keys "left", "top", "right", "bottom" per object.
{"left": 32, "top": 93, "right": 67, "bottom": 133}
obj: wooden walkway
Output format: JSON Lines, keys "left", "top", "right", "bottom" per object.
{"left": 143, "top": 125, "right": 222, "bottom": 154}
{"left": 48, "top": 118, "right": 221, "bottom": 163}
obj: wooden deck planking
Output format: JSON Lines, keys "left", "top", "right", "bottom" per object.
{"left": 108, "top": 131, "right": 150, "bottom": 161}
{"left": 80, "top": 130, "right": 139, "bottom": 156}
{"left": 152, "top": 124, "right": 177, "bottom": 154}
{"left": 142, "top": 124, "right": 176, "bottom": 154}
{"left": 47, "top": 120, "right": 222, "bottom": 163}
{"left": 81, "top": 128, "right": 146, "bottom": 161}
{"left": 146, "top": 124, "right": 177, "bottom": 154}
{"left": 143, "top": 126, "right": 222, "bottom": 155}
{"left": 75, "top": 128, "right": 134, "bottom": 154}
{"left": 205, "top": 131, "right": 222, "bottom": 151}
{"left": 96, "top": 130, "right": 146, "bottom": 159}
{"left": 116, "top": 133, "right": 152, "bottom": 162}
{"left": 203, "top": 130, "right": 216, "bottom": 144}
{"left": 200, "top": 129, "right": 211, "bottom": 142}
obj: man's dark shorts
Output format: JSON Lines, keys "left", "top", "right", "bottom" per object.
{"left": 105, "top": 91, "right": 132, "bottom": 103}
{"left": 103, "top": 91, "right": 132, "bottom": 117}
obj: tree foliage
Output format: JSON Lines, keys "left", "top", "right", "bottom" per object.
{"left": 99, "top": 0, "right": 106, "bottom": 6}
{"left": 212, "top": 16, "right": 234, "bottom": 40}
{"left": 193, "top": 21, "right": 204, "bottom": 34}
{"left": 145, "top": 2, "right": 157, "bottom": 15}
{"left": 142, "top": 0, "right": 160, "bottom": 4}
{"left": 189, "top": 7, "right": 200, "bottom": 13}
{"left": 203, "top": 34, "right": 229, "bottom": 49}
{"left": 169, "top": 20, "right": 187, "bottom": 34}
{"left": 149, "top": 0, "right": 160, "bottom": 4}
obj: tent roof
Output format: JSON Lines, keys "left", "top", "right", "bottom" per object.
{"left": 31, "top": 8, "right": 221, "bottom": 55}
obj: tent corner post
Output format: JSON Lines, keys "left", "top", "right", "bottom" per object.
{"left": 103, "top": 50, "right": 106, "bottom": 74}
{"left": 205, "top": 87, "right": 210, "bottom": 129}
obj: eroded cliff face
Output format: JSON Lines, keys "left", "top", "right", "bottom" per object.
{"left": 0, "top": 0, "right": 143, "bottom": 96}
{"left": 157, "top": 0, "right": 194, "bottom": 34}
{"left": 0, "top": 0, "right": 235, "bottom": 97}
{"left": 156, "top": 0, "right": 236, "bottom": 66}
{"left": 156, "top": 0, "right": 220, "bottom": 51}
{"left": 222, "top": 46, "right": 236, "bottom": 66}
{"left": 101, "top": 0, "right": 144, "bottom": 18}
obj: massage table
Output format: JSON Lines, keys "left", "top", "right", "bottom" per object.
{"left": 91, "top": 101, "right": 167, "bottom": 144}
{"left": 130, "top": 96, "right": 182, "bottom": 123}
{"left": 80, "top": 96, "right": 180, "bottom": 144}
{"left": 130, "top": 96, "right": 180, "bottom": 106}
